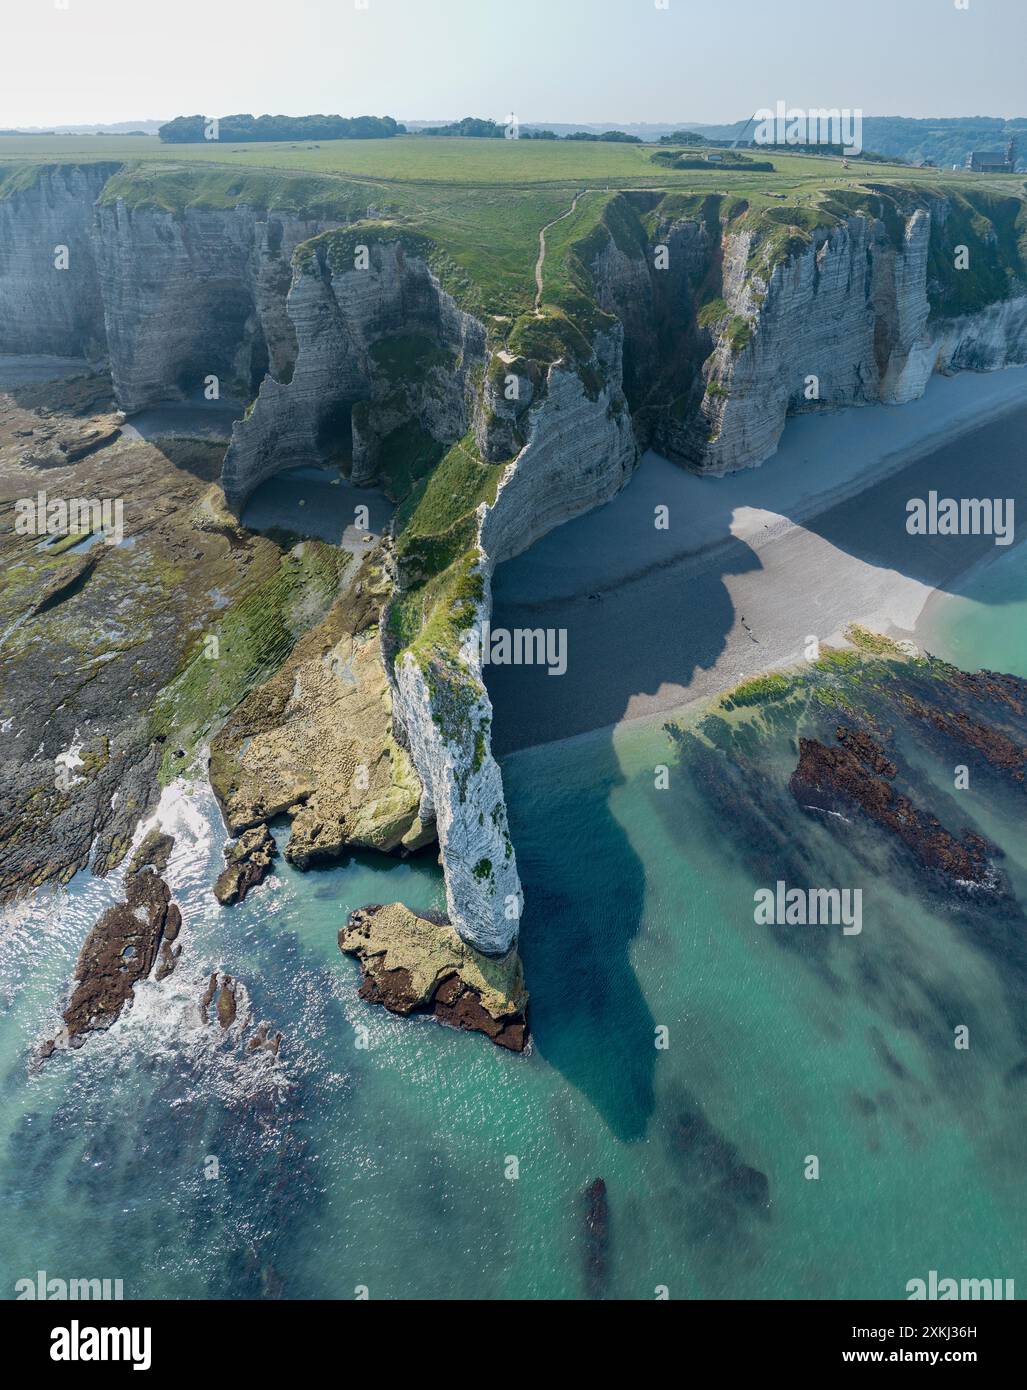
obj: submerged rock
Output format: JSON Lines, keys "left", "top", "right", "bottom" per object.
{"left": 198, "top": 970, "right": 284, "bottom": 1056}
{"left": 583, "top": 1177, "right": 610, "bottom": 1300}
{"left": 214, "top": 824, "right": 278, "bottom": 905}
{"left": 791, "top": 725, "right": 998, "bottom": 886}
{"left": 339, "top": 903, "right": 528, "bottom": 1051}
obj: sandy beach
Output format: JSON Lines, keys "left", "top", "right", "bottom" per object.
{"left": 488, "top": 366, "right": 1027, "bottom": 754}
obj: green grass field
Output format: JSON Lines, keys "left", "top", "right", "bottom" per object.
{"left": 3, "top": 133, "right": 1022, "bottom": 319}
{"left": 0, "top": 131, "right": 1002, "bottom": 189}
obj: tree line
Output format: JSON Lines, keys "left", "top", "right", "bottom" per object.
{"left": 158, "top": 113, "right": 406, "bottom": 143}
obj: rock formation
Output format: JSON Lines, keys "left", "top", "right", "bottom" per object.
{"left": 213, "top": 824, "right": 278, "bottom": 905}
{"left": 791, "top": 725, "right": 999, "bottom": 887}
{"left": 209, "top": 553, "right": 432, "bottom": 866}
{"left": 340, "top": 903, "right": 528, "bottom": 1051}
{"left": 41, "top": 865, "right": 181, "bottom": 1056}
{"left": 0, "top": 163, "right": 117, "bottom": 359}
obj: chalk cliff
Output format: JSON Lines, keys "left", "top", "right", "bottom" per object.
{"left": 0, "top": 163, "right": 117, "bottom": 358}
{"left": 221, "top": 233, "right": 483, "bottom": 510}
{"left": 679, "top": 196, "right": 1027, "bottom": 473}
{"left": 93, "top": 203, "right": 333, "bottom": 413}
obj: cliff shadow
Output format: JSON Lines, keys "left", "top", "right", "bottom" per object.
{"left": 771, "top": 401, "right": 1027, "bottom": 607}
{"left": 501, "top": 728, "right": 657, "bottom": 1144}
{"left": 488, "top": 491, "right": 759, "bottom": 1141}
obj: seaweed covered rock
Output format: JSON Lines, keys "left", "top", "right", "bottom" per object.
{"left": 42, "top": 869, "right": 181, "bottom": 1056}
{"left": 791, "top": 725, "right": 998, "bottom": 887}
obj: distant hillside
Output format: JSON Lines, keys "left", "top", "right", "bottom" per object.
{"left": 157, "top": 113, "right": 405, "bottom": 143}
{"left": 681, "top": 116, "right": 1027, "bottom": 168}
{"left": 445, "top": 116, "right": 1027, "bottom": 167}
{"left": 2, "top": 121, "right": 163, "bottom": 136}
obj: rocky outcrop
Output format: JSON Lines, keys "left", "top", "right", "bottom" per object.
{"left": 481, "top": 347, "right": 636, "bottom": 567}
{"left": 41, "top": 867, "right": 181, "bottom": 1055}
{"left": 790, "top": 725, "right": 999, "bottom": 886}
{"left": 214, "top": 824, "right": 278, "bottom": 905}
{"left": 222, "top": 225, "right": 636, "bottom": 957}
{"left": 0, "top": 163, "right": 117, "bottom": 359}
{"left": 391, "top": 351, "right": 636, "bottom": 957}
{"left": 583, "top": 1178, "right": 610, "bottom": 1300}
{"left": 340, "top": 902, "right": 528, "bottom": 1051}
{"left": 209, "top": 554, "right": 432, "bottom": 865}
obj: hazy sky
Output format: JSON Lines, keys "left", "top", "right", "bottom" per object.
{"left": 5, "top": 0, "right": 1026, "bottom": 128}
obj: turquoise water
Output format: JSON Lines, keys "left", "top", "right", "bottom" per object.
{"left": 916, "top": 540, "right": 1027, "bottom": 678}
{"left": 2, "top": 553, "right": 1025, "bottom": 1300}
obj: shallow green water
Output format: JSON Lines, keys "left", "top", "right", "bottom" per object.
{"left": 916, "top": 541, "right": 1027, "bottom": 678}
{"left": 1, "top": 549, "right": 1025, "bottom": 1301}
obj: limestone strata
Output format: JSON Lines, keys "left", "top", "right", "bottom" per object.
{"left": 221, "top": 238, "right": 484, "bottom": 509}
{"left": 480, "top": 343, "right": 636, "bottom": 567}
{"left": 93, "top": 204, "right": 333, "bottom": 413}
{"left": 340, "top": 903, "right": 528, "bottom": 1051}
{"left": 693, "top": 207, "right": 1027, "bottom": 474}
{"left": 0, "top": 164, "right": 117, "bottom": 358}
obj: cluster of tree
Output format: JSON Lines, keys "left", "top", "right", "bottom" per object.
{"left": 562, "top": 129, "right": 641, "bottom": 143}
{"left": 419, "top": 118, "right": 641, "bottom": 142}
{"left": 420, "top": 117, "right": 506, "bottom": 138}
{"left": 157, "top": 113, "right": 405, "bottom": 143}
{"left": 658, "top": 130, "right": 706, "bottom": 146}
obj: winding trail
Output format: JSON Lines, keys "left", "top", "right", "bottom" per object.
{"left": 533, "top": 188, "right": 592, "bottom": 311}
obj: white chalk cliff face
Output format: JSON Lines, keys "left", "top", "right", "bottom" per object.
{"left": 694, "top": 206, "right": 1027, "bottom": 473}
{"left": 0, "top": 164, "right": 116, "bottom": 358}
{"left": 93, "top": 204, "right": 332, "bottom": 414}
